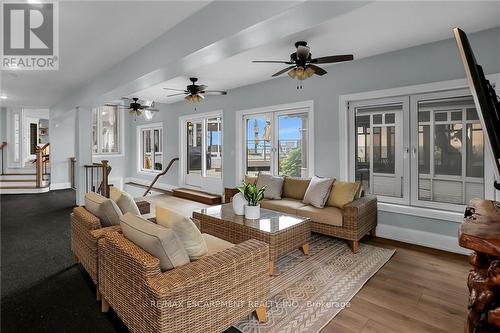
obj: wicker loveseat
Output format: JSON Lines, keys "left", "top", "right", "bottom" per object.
{"left": 98, "top": 231, "right": 270, "bottom": 333}
{"left": 226, "top": 176, "right": 377, "bottom": 253}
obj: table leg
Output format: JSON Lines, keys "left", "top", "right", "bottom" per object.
{"left": 301, "top": 242, "right": 310, "bottom": 255}
{"left": 269, "top": 261, "right": 275, "bottom": 275}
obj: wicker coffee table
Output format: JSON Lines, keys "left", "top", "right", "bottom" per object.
{"left": 193, "top": 204, "right": 311, "bottom": 275}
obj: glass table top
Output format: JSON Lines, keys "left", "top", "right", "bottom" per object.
{"left": 195, "top": 204, "right": 310, "bottom": 234}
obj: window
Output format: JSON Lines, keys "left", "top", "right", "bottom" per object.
{"left": 139, "top": 124, "right": 163, "bottom": 173}
{"left": 348, "top": 89, "right": 485, "bottom": 211}
{"left": 415, "top": 96, "right": 483, "bottom": 206}
{"left": 243, "top": 107, "right": 311, "bottom": 178}
{"left": 92, "top": 105, "right": 120, "bottom": 155}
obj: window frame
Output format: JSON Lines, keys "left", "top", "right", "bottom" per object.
{"left": 236, "top": 100, "right": 314, "bottom": 182}
{"left": 409, "top": 88, "right": 484, "bottom": 211}
{"left": 92, "top": 104, "right": 121, "bottom": 156}
{"left": 136, "top": 122, "right": 164, "bottom": 174}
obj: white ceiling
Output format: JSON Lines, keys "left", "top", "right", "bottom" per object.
{"left": 1, "top": 1, "right": 210, "bottom": 108}
{"left": 133, "top": 1, "right": 500, "bottom": 104}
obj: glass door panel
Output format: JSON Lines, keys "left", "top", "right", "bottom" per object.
{"left": 355, "top": 105, "right": 403, "bottom": 198}
{"left": 277, "top": 112, "right": 308, "bottom": 177}
{"left": 187, "top": 121, "right": 203, "bottom": 179}
{"left": 206, "top": 117, "right": 222, "bottom": 178}
{"left": 245, "top": 114, "right": 272, "bottom": 176}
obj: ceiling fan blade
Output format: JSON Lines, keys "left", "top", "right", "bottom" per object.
{"left": 202, "top": 90, "right": 227, "bottom": 96}
{"left": 308, "top": 64, "right": 327, "bottom": 76}
{"left": 163, "top": 88, "right": 187, "bottom": 92}
{"left": 252, "top": 60, "right": 294, "bottom": 64}
{"left": 145, "top": 108, "right": 159, "bottom": 112}
{"left": 196, "top": 85, "right": 207, "bottom": 92}
{"left": 167, "top": 93, "right": 187, "bottom": 97}
{"left": 271, "top": 65, "right": 296, "bottom": 77}
{"left": 310, "top": 54, "right": 353, "bottom": 64}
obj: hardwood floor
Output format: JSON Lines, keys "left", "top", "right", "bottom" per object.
{"left": 321, "top": 237, "right": 469, "bottom": 333}
{"left": 142, "top": 193, "right": 470, "bottom": 333}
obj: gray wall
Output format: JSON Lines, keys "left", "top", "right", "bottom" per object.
{"left": 49, "top": 108, "right": 76, "bottom": 184}
{"left": 0, "top": 107, "right": 6, "bottom": 143}
{"left": 128, "top": 27, "right": 500, "bottom": 238}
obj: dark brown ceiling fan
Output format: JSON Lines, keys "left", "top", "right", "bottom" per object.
{"left": 163, "top": 77, "right": 227, "bottom": 103}
{"left": 118, "top": 97, "right": 159, "bottom": 119}
{"left": 253, "top": 41, "right": 353, "bottom": 86}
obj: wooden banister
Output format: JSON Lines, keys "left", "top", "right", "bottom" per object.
{"left": 84, "top": 160, "right": 111, "bottom": 197}
{"left": 0, "top": 142, "right": 6, "bottom": 175}
{"left": 35, "top": 143, "right": 49, "bottom": 188}
{"left": 143, "top": 157, "right": 179, "bottom": 196}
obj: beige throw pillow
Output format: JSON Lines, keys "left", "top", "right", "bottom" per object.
{"left": 156, "top": 207, "right": 208, "bottom": 260}
{"left": 302, "top": 176, "right": 335, "bottom": 208}
{"left": 120, "top": 213, "right": 189, "bottom": 272}
{"left": 327, "top": 181, "right": 361, "bottom": 208}
{"left": 256, "top": 172, "right": 284, "bottom": 200}
{"left": 110, "top": 187, "right": 141, "bottom": 216}
{"left": 84, "top": 192, "right": 122, "bottom": 227}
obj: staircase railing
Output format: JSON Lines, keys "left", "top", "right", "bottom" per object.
{"left": 0, "top": 142, "right": 6, "bottom": 175}
{"left": 35, "top": 143, "right": 50, "bottom": 188}
{"left": 84, "top": 160, "right": 111, "bottom": 198}
{"left": 143, "top": 157, "right": 179, "bottom": 196}
{"left": 70, "top": 157, "right": 76, "bottom": 189}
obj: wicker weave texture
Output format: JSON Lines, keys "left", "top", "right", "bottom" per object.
{"left": 98, "top": 232, "right": 269, "bottom": 333}
{"left": 193, "top": 211, "right": 311, "bottom": 261}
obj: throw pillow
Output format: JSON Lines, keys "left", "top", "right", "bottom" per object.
{"left": 302, "top": 176, "right": 335, "bottom": 208}
{"left": 110, "top": 187, "right": 141, "bottom": 216}
{"left": 156, "top": 206, "right": 208, "bottom": 260}
{"left": 84, "top": 192, "right": 122, "bottom": 227}
{"left": 282, "top": 177, "right": 311, "bottom": 200}
{"left": 327, "top": 181, "right": 361, "bottom": 208}
{"left": 120, "top": 213, "right": 190, "bottom": 272}
{"left": 256, "top": 172, "right": 284, "bottom": 199}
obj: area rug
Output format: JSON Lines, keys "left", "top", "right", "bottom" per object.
{"left": 235, "top": 234, "right": 395, "bottom": 333}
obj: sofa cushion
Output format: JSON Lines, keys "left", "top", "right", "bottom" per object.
{"left": 110, "top": 187, "right": 141, "bottom": 216}
{"left": 302, "top": 176, "right": 335, "bottom": 208}
{"left": 296, "top": 205, "right": 343, "bottom": 227}
{"left": 120, "top": 213, "right": 190, "bottom": 272}
{"left": 156, "top": 206, "right": 208, "bottom": 260}
{"left": 261, "top": 198, "right": 307, "bottom": 215}
{"left": 282, "top": 177, "right": 311, "bottom": 200}
{"left": 84, "top": 192, "right": 123, "bottom": 227}
{"left": 202, "top": 233, "right": 234, "bottom": 256}
{"left": 327, "top": 181, "right": 361, "bottom": 208}
{"left": 256, "top": 172, "right": 284, "bottom": 199}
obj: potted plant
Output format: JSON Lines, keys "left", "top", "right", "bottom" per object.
{"left": 239, "top": 182, "right": 266, "bottom": 219}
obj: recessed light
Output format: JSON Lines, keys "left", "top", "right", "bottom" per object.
{"left": 0, "top": 95, "right": 7, "bottom": 100}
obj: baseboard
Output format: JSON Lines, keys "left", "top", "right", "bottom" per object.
{"left": 50, "top": 182, "right": 71, "bottom": 190}
{"left": 376, "top": 223, "right": 470, "bottom": 255}
{"left": 124, "top": 177, "right": 178, "bottom": 192}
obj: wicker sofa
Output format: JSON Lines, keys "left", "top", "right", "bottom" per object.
{"left": 226, "top": 176, "right": 377, "bottom": 253}
{"left": 98, "top": 231, "right": 270, "bottom": 333}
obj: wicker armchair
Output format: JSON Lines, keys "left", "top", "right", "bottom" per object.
{"left": 98, "top": 232, "right": 270, "bottom": 333}
{"left": 70, "top": 207, "right": 120, "bottom": 300}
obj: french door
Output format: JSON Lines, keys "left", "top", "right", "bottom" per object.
{"left": 243, "top": 108, "right": 311, "bottom": 178}
{"left": 349, "top": 97, "right": 409, "bottom": 205}
{"left": 181, "top": 112, "right": 223, "bottom": 193}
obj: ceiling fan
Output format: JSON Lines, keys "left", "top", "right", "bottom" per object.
{"left": 119, "top": 97, "right": 159, "bottom": 120}
{"left": 253, "top": 41, "right": 353, "bottom": 88}
{"left": 163, "top": 77, "right": 227, "bottom": 103}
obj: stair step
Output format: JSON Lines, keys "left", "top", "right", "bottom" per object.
{"left": 124, "top": 182, "right": 171, "bottom": 195}
{"left": 0, "top": 186, "right": 50, "bottom": 194}
{"left": 172, "top": 188, "right": 221, "bottom": 205}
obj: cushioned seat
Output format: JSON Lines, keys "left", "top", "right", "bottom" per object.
{"left": 296, "top": 205, "right": 343, "bottom": 227}
{"left": 261, "top": 198, "right": 306, "bottom": 215}
{"left": 202, "top": 233, "right": 234, "bottom": 256}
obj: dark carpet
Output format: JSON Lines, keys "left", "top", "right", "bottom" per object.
{"left": 0, "top": 190, "right": 240, "bottom": 333}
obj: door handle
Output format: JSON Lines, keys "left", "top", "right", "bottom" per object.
{"left": 412, "top": 147, "right": 417, "bottom": 158}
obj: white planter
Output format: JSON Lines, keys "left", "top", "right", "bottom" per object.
{"left": 245, "top": 204, "right": 261, "bottom": 220}
{"left": 232, "top": 192, "right": 246, "bottom": 215}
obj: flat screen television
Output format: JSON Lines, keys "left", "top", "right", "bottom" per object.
{"left": 454, "top": 27, "right": 500, "bottom": 192}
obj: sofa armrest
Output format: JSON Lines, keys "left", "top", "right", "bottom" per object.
{"left": 343, "top": 195, "right": 377, "bottom": 235}
{"left": 90, "top": 225, "right": 121, "bottom": 240}
{"left": 72, "top": 206, "right": 101, "bottom": 230}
